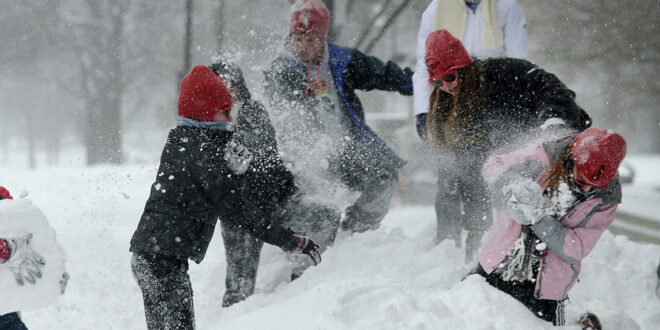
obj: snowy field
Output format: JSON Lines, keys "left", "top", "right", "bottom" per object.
{"left": 1, "top": 150, "right": 660, "bottom": 329}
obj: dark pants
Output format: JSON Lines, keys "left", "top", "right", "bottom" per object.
{"left": 220, "top": 220, "right": 264, "bottom": 307}
{"left": 476, "top": 265, "right": 565, "bottom": 325}
{"left": 221, "top": 197, "right": 341, "bottom": 303}
{"left": 0, "top": 313, "right": 28, "bottom": 330}
{"left": 131, "top": 253, "right": 194, "bottom": 330}
{"left": 435, "top": 155, "right": 491, "bottom": 262}
{"left": 334, "top": 140, "right": 399, "bottom": 233}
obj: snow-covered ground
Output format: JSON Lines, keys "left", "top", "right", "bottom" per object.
{"left": 1, "top": 151, "right": 660, "bottom": 329}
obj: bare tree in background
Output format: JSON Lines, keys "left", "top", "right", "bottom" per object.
{"left": 358, "top": 0, "right": 411, "bottom": 54}
{"left": 179, "top": 0, "right": 194, "bottom": 86}
{"left": 287, "top": 0, "right": 414, "bottom": 55}
{"left": 216, "top": 0, "right": 226, "bottom": 51}
{"left": 0, "top": 0, "right": 73, "bottom": 168}
{"left": 522, "top": 0, "right": 660, "bottom": 152}
{"left": 72, "top": 0, "right": 129, "bottom": 164}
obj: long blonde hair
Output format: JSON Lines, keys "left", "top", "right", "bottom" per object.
{"left": 426, "top": 63, "right": 481, "bottom": 151}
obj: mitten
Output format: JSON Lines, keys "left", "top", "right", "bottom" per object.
{"left": 224, "top": 141, "right": 252, "bottom": 175}
{"left": 1, "top": 233, "right": 46, "bottom": 285}
{"left": 288, "top": 235, "right": 321, "bottom": 266}
{"left": 210, "top": 60, "right": 251, "bottom": 103}
{"left": 504, "top": 179, "right": 545, "bottom": 226}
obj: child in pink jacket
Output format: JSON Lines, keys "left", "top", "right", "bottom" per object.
{"left": 476, "top": 128, "right": 626, "bottom": 327}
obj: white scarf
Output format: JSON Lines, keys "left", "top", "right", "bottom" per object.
{"left": 431, "top": 0, "right": 503, "bottom": 51}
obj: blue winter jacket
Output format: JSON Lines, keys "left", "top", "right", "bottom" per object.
{"left": 264, "top": 44, "right": 413, "bottom": 168}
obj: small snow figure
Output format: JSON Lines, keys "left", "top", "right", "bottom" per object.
{"left": 475, "top": 128, "right": 626, "bottom": 326}
{"left": 0, "top": 186, "right": 69, "bottom": 329}
{"left": 129, "top": 65, "right": 320, "bottom": 329}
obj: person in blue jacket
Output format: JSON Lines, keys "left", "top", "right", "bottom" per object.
{"left": 262, "top": 0, "right": 413, "bottom": 279}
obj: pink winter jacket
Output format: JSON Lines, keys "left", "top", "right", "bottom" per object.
{"left": 478, "top": 136, "right": 621, "bottom": 300}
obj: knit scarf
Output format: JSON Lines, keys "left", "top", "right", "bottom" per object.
{"left": 499, "top": 226, "right": 543, "bottom": 282}
{"left": 431, "top": 0, "right": 503, "bottom": 52}
{"left": 176, "top": 115, "right": 234, "bottom": 131}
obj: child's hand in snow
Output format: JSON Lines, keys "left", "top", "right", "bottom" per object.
{"left": 288, "top": 235, "right": 321, "bottom": 266}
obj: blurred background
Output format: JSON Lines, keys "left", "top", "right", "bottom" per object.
{"left": 1, "top": 0, "right": 658, "bottom": 204}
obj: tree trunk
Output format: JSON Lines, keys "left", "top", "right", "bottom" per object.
{"left": 217, "top": 0, "right": 225, "bottom": 51}
{"left": 84, "top": 1, "right": 125, "bottom": 165}
{"left": 179, "top": 0, "right": 194, "bottom": 86}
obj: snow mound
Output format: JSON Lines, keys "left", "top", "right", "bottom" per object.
{"left": 0, "top": 199, "right": 67, "bottom": 314}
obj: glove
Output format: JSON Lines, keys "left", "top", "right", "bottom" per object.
{"left": 288, "top": 235, "right": 321, "bottom": 266}
{"left": 224, "top": 141, "right": 252, "bottom": 175}
{"left": 209, "top": 60, "right": 251, "bottom": 103}
{"left": 2, "top": 234, "right": 46, "bottom": 286}
{"left": 415, "top": 113, "right": 427, "bottom": 141}
{"left": 504, "top": 179, "right": 545, "bottom": 226}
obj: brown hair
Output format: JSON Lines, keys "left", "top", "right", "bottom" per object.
{"left": 426, "top": 63, "right": 481, "bottom": 151}
{"left": 543, "top": 142, "right": 574, "bottom": 195}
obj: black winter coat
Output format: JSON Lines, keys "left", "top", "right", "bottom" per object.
{"left": 474, "top": 58, "right": 591, "bottom": 150}
{"left": 130, "top": 101, "right": 296, "bottom": 263}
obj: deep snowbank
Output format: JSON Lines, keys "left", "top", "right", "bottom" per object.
{"left": 0, "top": 163, "right": 657, "bottom": 329}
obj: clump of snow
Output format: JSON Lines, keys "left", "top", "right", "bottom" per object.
{"left": 546, "top": 181, "right": 575, "bottom": 217}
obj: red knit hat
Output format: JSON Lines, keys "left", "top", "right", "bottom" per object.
{"left": 0, "top": 186, "right": 12, "bottom": 200}
{"left": 425, "top": 29, "right": 473, "bottom": 84}
{"left": 178, "top": 65, "right": 233, "bottom": 121}
{"left": 0, "top": 186, "right": 13, "bottom": 262}
{"left": 571, "top": 128, "right": 627, "bottom": 187}
{"left": 290, "top": 0, "right": 330, "bottom": 38}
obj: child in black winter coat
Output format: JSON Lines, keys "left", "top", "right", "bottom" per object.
{"left": 129, "top": 65, "right": 321, "bottom": 330}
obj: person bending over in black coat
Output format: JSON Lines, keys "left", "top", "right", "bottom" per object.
{"left": 423, "top": 30, "right": 591, "bottom": 263}
{"left": 129, "top": 65, "right": 321, "bottom": 330}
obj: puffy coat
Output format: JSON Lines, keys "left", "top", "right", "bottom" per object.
{"left": 264, "top": 43, "right": 413, "bottom": 169}
{"left": 433, "top": 58, "right": 592, "bottom": 155}
{"left": 130, "top": 101, "right": 297, "bottom": 263}
{"left": 479, "top": 135, "right": 621, "bottom": 300}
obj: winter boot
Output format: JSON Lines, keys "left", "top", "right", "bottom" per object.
{"left": 577, "top": 312, "right": 603, "bottom": 330}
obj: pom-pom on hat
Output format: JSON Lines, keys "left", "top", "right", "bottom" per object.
{"left": 572, "top": 128, "right": 627, "bottom": 187}
{"left": 425, "top": 29, "right": 473, "bottom": 84}
{"left": 290, "top": 0, "right": 331, "bottom": 38}
{"left": 178, "top": 65, "right": 233, "bottom": 121}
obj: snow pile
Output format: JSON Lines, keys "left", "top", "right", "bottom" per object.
{"left": 0, "top": 163, "right": 657, "bottom": 329}
{"left": 0, "top": 199, "right": 67, "bottom": 314}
